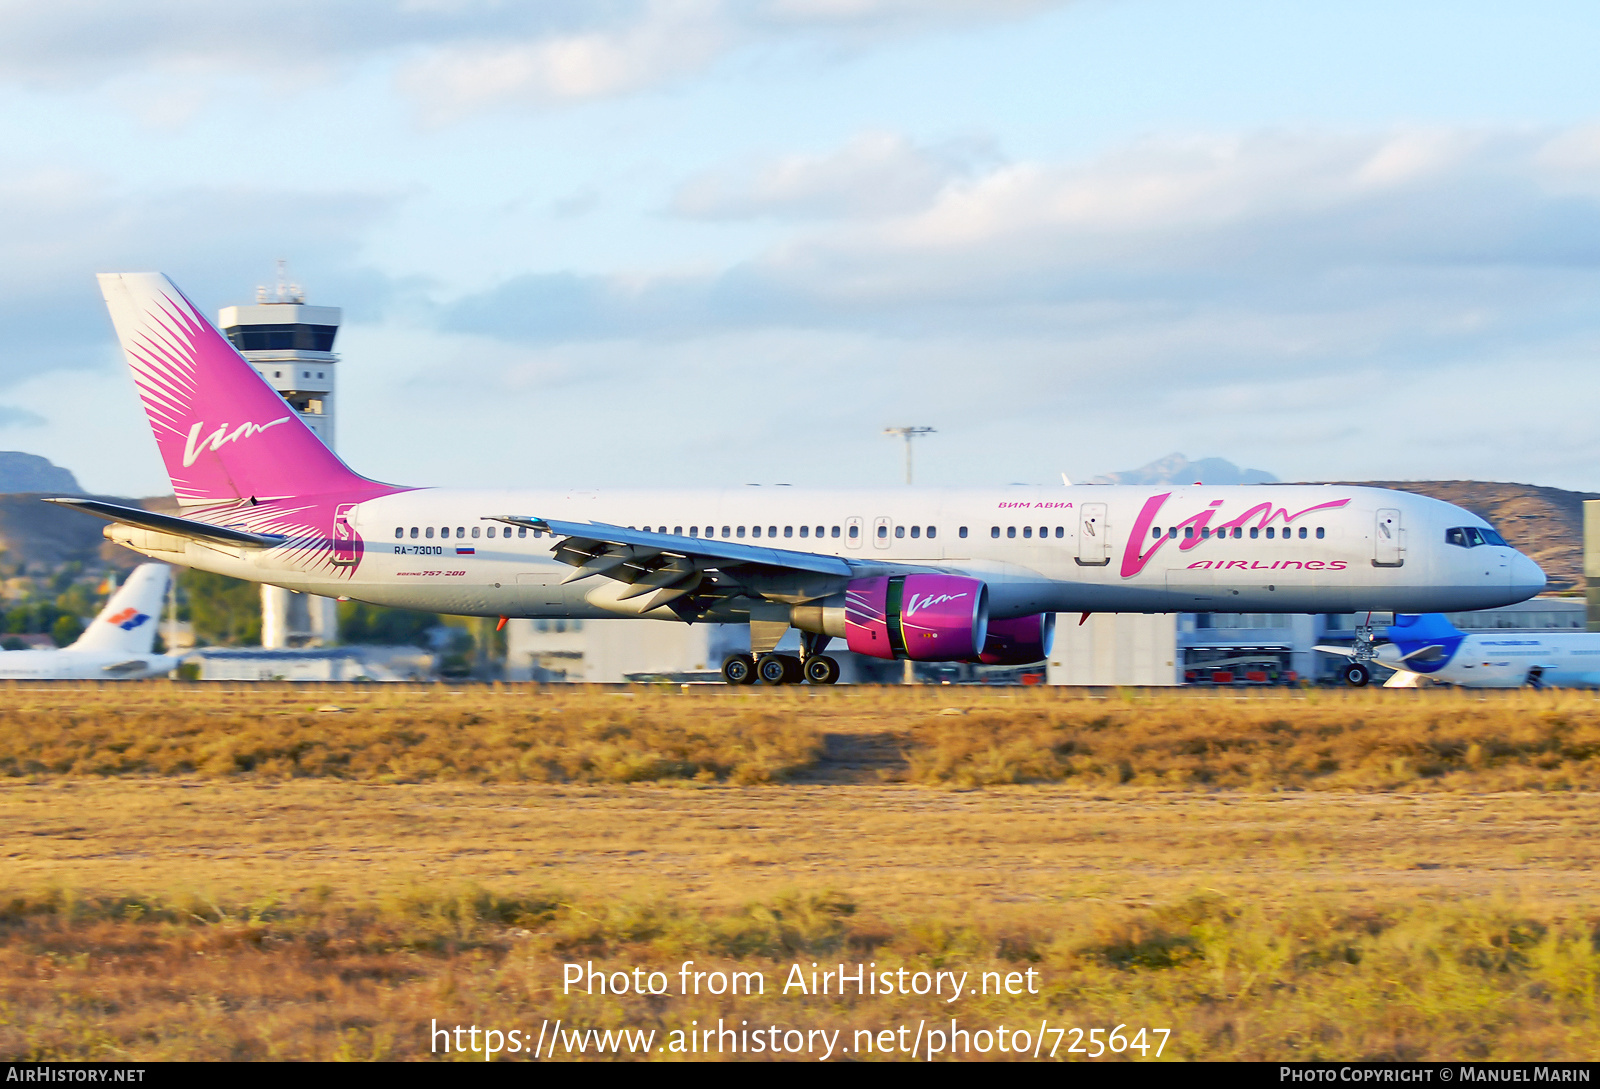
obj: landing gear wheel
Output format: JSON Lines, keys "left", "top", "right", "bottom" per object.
{"left": 757, "top": 655, "right": 791, "bottom": 686}
{"left": 722, "top": 653, "right": 757, "bottom": 685}
{"left": 777, "top": 654, "right": 803, "bottom": 684}
{"left": 803, "top": 655, "right": 841, "bottom": 685}
{"left": 1343, "top": 662, "right": 1371, "bottom": 688}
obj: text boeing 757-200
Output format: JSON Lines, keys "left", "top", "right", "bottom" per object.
{"left": 51, "top": 272, "right": 1546, "bottom": 685}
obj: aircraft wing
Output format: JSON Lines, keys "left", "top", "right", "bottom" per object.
{"left": 489, "top": 515, "right": 914, "bottom": 614}
{"left": 45, "top": 498, "right": 286, "bottom": 549}
{"left": 101, "top": 659, "right": 152, "bottom": 674}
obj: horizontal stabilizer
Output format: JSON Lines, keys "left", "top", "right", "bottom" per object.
{"left": 44, "top": 498, "right": 286, "bottom": 548}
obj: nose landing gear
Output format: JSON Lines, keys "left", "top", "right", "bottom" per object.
{"left": 1341, "top": 615, "right": 1378, "bottom": 688}
{"left": 1342, "top": 662, "right": 1372, "bottom": 687}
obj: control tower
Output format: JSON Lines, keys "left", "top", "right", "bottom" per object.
{"left": 218, "top": 263, "right": 340, "bottom": 648}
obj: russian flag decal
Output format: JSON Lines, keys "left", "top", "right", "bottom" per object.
{"left": 456, "top": 547, "right": 475, "bottom": 555}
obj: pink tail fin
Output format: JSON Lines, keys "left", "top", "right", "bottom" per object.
{"left": 97, "top": 272, "right": 378, "bottom": 506}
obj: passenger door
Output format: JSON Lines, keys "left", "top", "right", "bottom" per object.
{"left": 1374, "top": 508, "right": 1404, "bottom": 567}
{"left": 872, "top": 515, "right": 892, "bottom": 550}
{"left": 1076, "top": 503, "right": 1109, "bottom": 566}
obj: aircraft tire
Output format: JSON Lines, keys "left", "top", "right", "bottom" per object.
{"left": 776, "top": 654, "right": 804, "bottom": 684}
{"left": 804, "top": 655, "right": 841, "bottom": 685}
{"left": 1343, "top": 662, "right": 1371, "bottom": 688}
{"left": 722, "top": 653, "right": 758, "bottom": 685}
{"left": 757, "top": 654, "right": 790, "bottom": 686}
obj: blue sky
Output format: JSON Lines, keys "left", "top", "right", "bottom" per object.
{"left": 3, "top": 0, "right": 1600, "bottom": 494}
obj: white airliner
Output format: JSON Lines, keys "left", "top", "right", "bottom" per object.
{"left": 1318, "top": 613, "right": 1600, "bottom": 688}
{"left": 0, "top": 563, "right": 177, "bottom": 680}
{"left": 51, "top": 273, "right": 1547, "bottom": 685}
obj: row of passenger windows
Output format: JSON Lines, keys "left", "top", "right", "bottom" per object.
{"left": 1151, "top": 525, "right": 1325, "bottom": 540}
{"left": 396, "top": 522, "right": 1331, "bottom": 544}
{"left": 992, "top": 526, "right": 1065, "bottom": 539}
{"left": 397, "top": 525, "right": 546, "bottom": 539}
{"left": 630, "top": 525, "right": 851, "bottom": 540}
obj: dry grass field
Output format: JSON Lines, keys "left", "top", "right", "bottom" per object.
{"left": 1, "top": 683, "right": 1598, "bottom": 1061}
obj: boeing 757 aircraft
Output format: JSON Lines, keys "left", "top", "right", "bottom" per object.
{"left": 0, "top": 563, "right": 177, "bottom": 680}
{"left": 1318, "top": 613, "right": 1600, "bottom": 688}
{"left": 51, "top": 273, "right": 1546, "bottom": 685}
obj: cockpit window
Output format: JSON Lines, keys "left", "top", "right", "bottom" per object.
{"left": 1446, "top": 526, "right": 1509, "bottom": 548}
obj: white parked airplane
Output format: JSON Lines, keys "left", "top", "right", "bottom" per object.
{"left": 1318, "top": 612, "right": 1600, "bottom": 688}
{"left": 52, "top": 273, "right": 1547, "bottom": 685}
{"left": 0, "top": 563, "right": 177, "bottom": 680}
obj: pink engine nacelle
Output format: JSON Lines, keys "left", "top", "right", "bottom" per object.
{"left": 845, "top": 574, "right": 989, "bottom": 662}
{"left": 977, "top": 613, "right": 1056, "bottom": 665}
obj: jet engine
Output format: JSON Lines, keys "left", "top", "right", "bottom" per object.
{"left": 977, "top": 613, "right": 1056, "bottom": 665}
{"left": 843, "top": 574, "right": 989, "bottom": 661}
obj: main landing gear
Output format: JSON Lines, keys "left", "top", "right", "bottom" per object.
{"left": 720, "top": 648, "right": 841, "bottom": 686}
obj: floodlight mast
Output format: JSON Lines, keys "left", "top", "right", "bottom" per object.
{"left": 883, "top": 426, "right": 935, "bottom": 485}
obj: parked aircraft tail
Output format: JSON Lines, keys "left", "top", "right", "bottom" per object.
{"left": 96, "top": 272, "right": 380, "bottom": 507}
{"left": 69, "top": 563, "right": 170, "bottom": 654}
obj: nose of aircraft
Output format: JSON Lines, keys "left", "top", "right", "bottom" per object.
{"left": 1510, "top": 552, "right": 1547, "bottom": 598}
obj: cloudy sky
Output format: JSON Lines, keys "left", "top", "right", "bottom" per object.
{"left": 4, "top": 0, "right": 1600, "bottom": 495}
